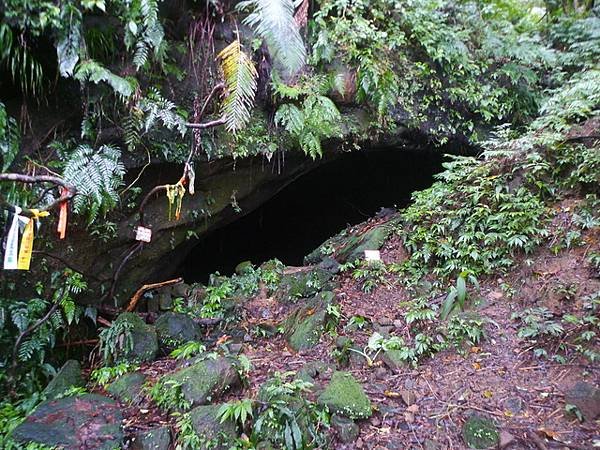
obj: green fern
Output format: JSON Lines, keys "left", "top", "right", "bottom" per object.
{"left": 275, "top": 92, "right": 341, "bottom": 158}
{"left": 218, "top": 39, "right": 258, "bottom": 133}
{"left": 238, "top": 0, "right": 306, "bottom": 76}
{"left": 75, "top": 59, "right": 135, "bottom": 99}
{"left": 139, "top": 88, "right": 186, "bottom": 135}
{"left": 62, "top": 144, "right": 125, "bottom": 223}
{"left": 130, "top": 0, "right": 164, "bottom": 69}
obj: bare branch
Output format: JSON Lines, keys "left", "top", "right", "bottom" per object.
{"left": 0, "top": 173, "right": 77, "bottom": 216}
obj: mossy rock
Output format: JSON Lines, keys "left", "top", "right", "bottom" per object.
{"left": 189, "top": 404, "right": 237, "bottom": 449}
{"left": 154, "top": 312, "right": 200, "bottom": 349}
{"left": 306, "top": 221, "right": 395, "bottom": 265}
{"left": 337, "top": 223, "right": 392, "bottom": 262}
{"left": 107, "top": 372, "right": 146, "bottom": 404}
{"left": 462, "top": 415, "right": 499, "bottom": 449}
{"left": 317, "top": 371, "right": 372, "bottom": 419}
{"left": 113, "top": 312, "right": 158, "bottom": 364}
{"left": 275, "top": 267, "right": 334, "bottom": 303}
{"left": 284, "top": 302, "right": 327, "bottom": 352}
{"left": 12, "top": 394, "right": 123, "bottom": 449}
{"left": 162, "top": 356, "right": 239, "bottom": 406}
{"left": 235, "top": 260, "right": 254, "bottom": 275}
{"left": 130, "top": 426, "right": 171, "bottom": 450}
{"left": 43, "top": 359, "right": 84, "bottom": 400}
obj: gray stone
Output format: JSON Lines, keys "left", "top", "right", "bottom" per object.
{"left": 130, "top": 426, "right": 171, "bottom": 450}
{"left": 380, "top": 349, "right": 408, "bottom": 372}
{"left": 189, "top": 404, "right": 237, "bottom": 449}
{"left": 162, "top": 356, "right": 239, "bottom": 406}
{"left": 331, "top": 414, "right": 359, "bottom": 443}
{"left": 154, "top": 312, "right": 200, "bottom": 348}
{"left": 502, "top": 396, "right": 523, "bottom": 415}
{"left": 107, "top": 372, "right": 146, "bottom": 404}
{"left": 112, "top": 312, "right": 158, "bottom": 364}
{"left": 565, "top": 381, "right": 600, "bottom": 421}
{"left": 43, "top": 360, "right": 84, "bottom": 400}
{"left": 12, "top": 394, "right": 123, "bottom": 450}
{"left": 158, "top": 293, "right": 173, "bottom": 311}
{"left": 275, "top": 267, "right": 334, "bottom": 302}
{"left": 318, "top": 371, "right": 372, "bottom": 419}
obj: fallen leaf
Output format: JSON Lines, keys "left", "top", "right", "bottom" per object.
{"left": 538, "top": 428, "right": 558, "bottom": 439}
{"left": 384, "top": 390, "right": 401, "bottom": 398}
{"left": 483, "top": 390, "right": 493, "bottom": 398}
{"left": 472, "top": 362, "right": 481, "bottom": 370}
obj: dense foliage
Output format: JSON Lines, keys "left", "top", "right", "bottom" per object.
{"left": 0, "top": 0, "right": 599, "bottom": 447}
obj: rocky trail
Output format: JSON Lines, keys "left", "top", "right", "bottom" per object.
{"left": 9, "top": 212, "right": 600, "bottom": 449}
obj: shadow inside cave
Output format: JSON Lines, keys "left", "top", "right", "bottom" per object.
{"left": 178, "top": 148, "right": 446, "bottom": 283}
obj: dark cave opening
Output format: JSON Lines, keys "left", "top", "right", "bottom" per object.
{"left": 179, "top": 148, "right": 445, "bottom": 283}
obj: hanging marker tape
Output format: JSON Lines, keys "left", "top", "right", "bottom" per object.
{"left": 3, "top": 207, "right": 22, "bottom": 270}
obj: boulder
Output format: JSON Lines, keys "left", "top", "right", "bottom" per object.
{"left": 461, "top": 415, "right": 499, "bottom": 449}
{"left": 235, "top": 260, "right": 254, "bottom": 275}
{"left": 275, "top": 267, "right": 334, "bottom": 303}
{"left": 162, "top": 357, "right": 239, "bottom": 406}
{"left": 284, "top": 301, "right": 327, "bottom": 351}
{"left": 317, "top": 371, "right": 372, "bottom": 419}
{"left": 189, "top": 404, "right": 238, "bottom": 449}
{"left": 154, "top": 312, "right": 200, "bottom": 348}
{"left": 107, "top": 372, "right": 146, "bottom": 404}
{"left": 565, "top": 381, "right": 600, "bottom": 421}
{"left": 112, "top": 312, "right": 158, "bottom": 364}
{"left": 130, "top": 426, "right": 171, "bottom": 450}
{"left": 43, "top": 360, "right": 84, "bottom": 400}
{"left": 12, "top": 394, "right": 123, "bottom": 450}
{"left": 337, "top": 223, "right": 391, "bottom": 263}
{"left": 380, "top": 349, "right": 408, "bottom": 372}
{"left": 331, "top": 414, "right": 360, "bottom": 443}
{"left": 306, "top": 221, "right": 394, "bottom": 265}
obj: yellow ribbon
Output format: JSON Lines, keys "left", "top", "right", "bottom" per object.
{"left": 17, "top": 209, "right": 50, "bottom": 270}
{"left": 166, "top": 183, "right": 185, "bottom": 221}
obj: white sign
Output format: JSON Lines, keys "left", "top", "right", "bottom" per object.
{"left": 135, "top": 226, "right": 152, "bottom": 243}
{"left": 364, "top": 250, "right": 381, "bottom": 261}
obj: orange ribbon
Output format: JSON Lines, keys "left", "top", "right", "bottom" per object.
{"left": 57, "top": 188, "right": 69, "bottom": 239}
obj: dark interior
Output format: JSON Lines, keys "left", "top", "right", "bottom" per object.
{"left": 179, "top": 148, "right": 445, "bottom": 283}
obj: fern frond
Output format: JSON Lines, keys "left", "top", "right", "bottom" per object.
{"left": 131, "top": 0, "right": 164, "bottom": 69}
{"left": 63, "top": 144, "right": 125, "bottom": 224}
{"left": 75, "top": 60, "right": 134, "bottom": 99}
{"left": 218, "top": 40, "right": 258, "bottom": 133}
{"left": 239, "top": 0, "right": 306, "bottom": 76}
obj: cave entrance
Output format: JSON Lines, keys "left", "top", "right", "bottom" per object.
{"left": 179, "top": 148, "right": 445, "bottom": 283}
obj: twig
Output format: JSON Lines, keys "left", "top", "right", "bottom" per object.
{"left": 12, "top": 303, "right": 59, "bottom": 370}
{"left": 0, "top": 173, "right": 77, "bottom": 216}
{"left": 126, "top": 277, "right": 183, "bottom": 312}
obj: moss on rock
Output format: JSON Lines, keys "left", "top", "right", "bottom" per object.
{"left": 189, "top": 404, "right": 237, "bottom": 449}
{"left": 154, "top": 312, "right": 200, "bottom": 349}
{"left": 43, "top": 360, "right": 84, "bottom": 400}
{"left": 113, "top": 312, "right": 158, "bottom": 364}
{"left": 107, "top": 372, "right": 146, "bottom": 404}
{"left": 162, "top": 356, "right": 239, "bottom": 406}
{"left": 284, "top": 303, "right": 327, "bottom": 352}
{"left": 317, "top": 371, "right": 372, "bottom": 419}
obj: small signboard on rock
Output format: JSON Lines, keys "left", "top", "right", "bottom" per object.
{"left": 135, "top": 226, "right": 152, "bottom": 243}
{"left": 364, "top": 250, "right": 381, "bottom": 261}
